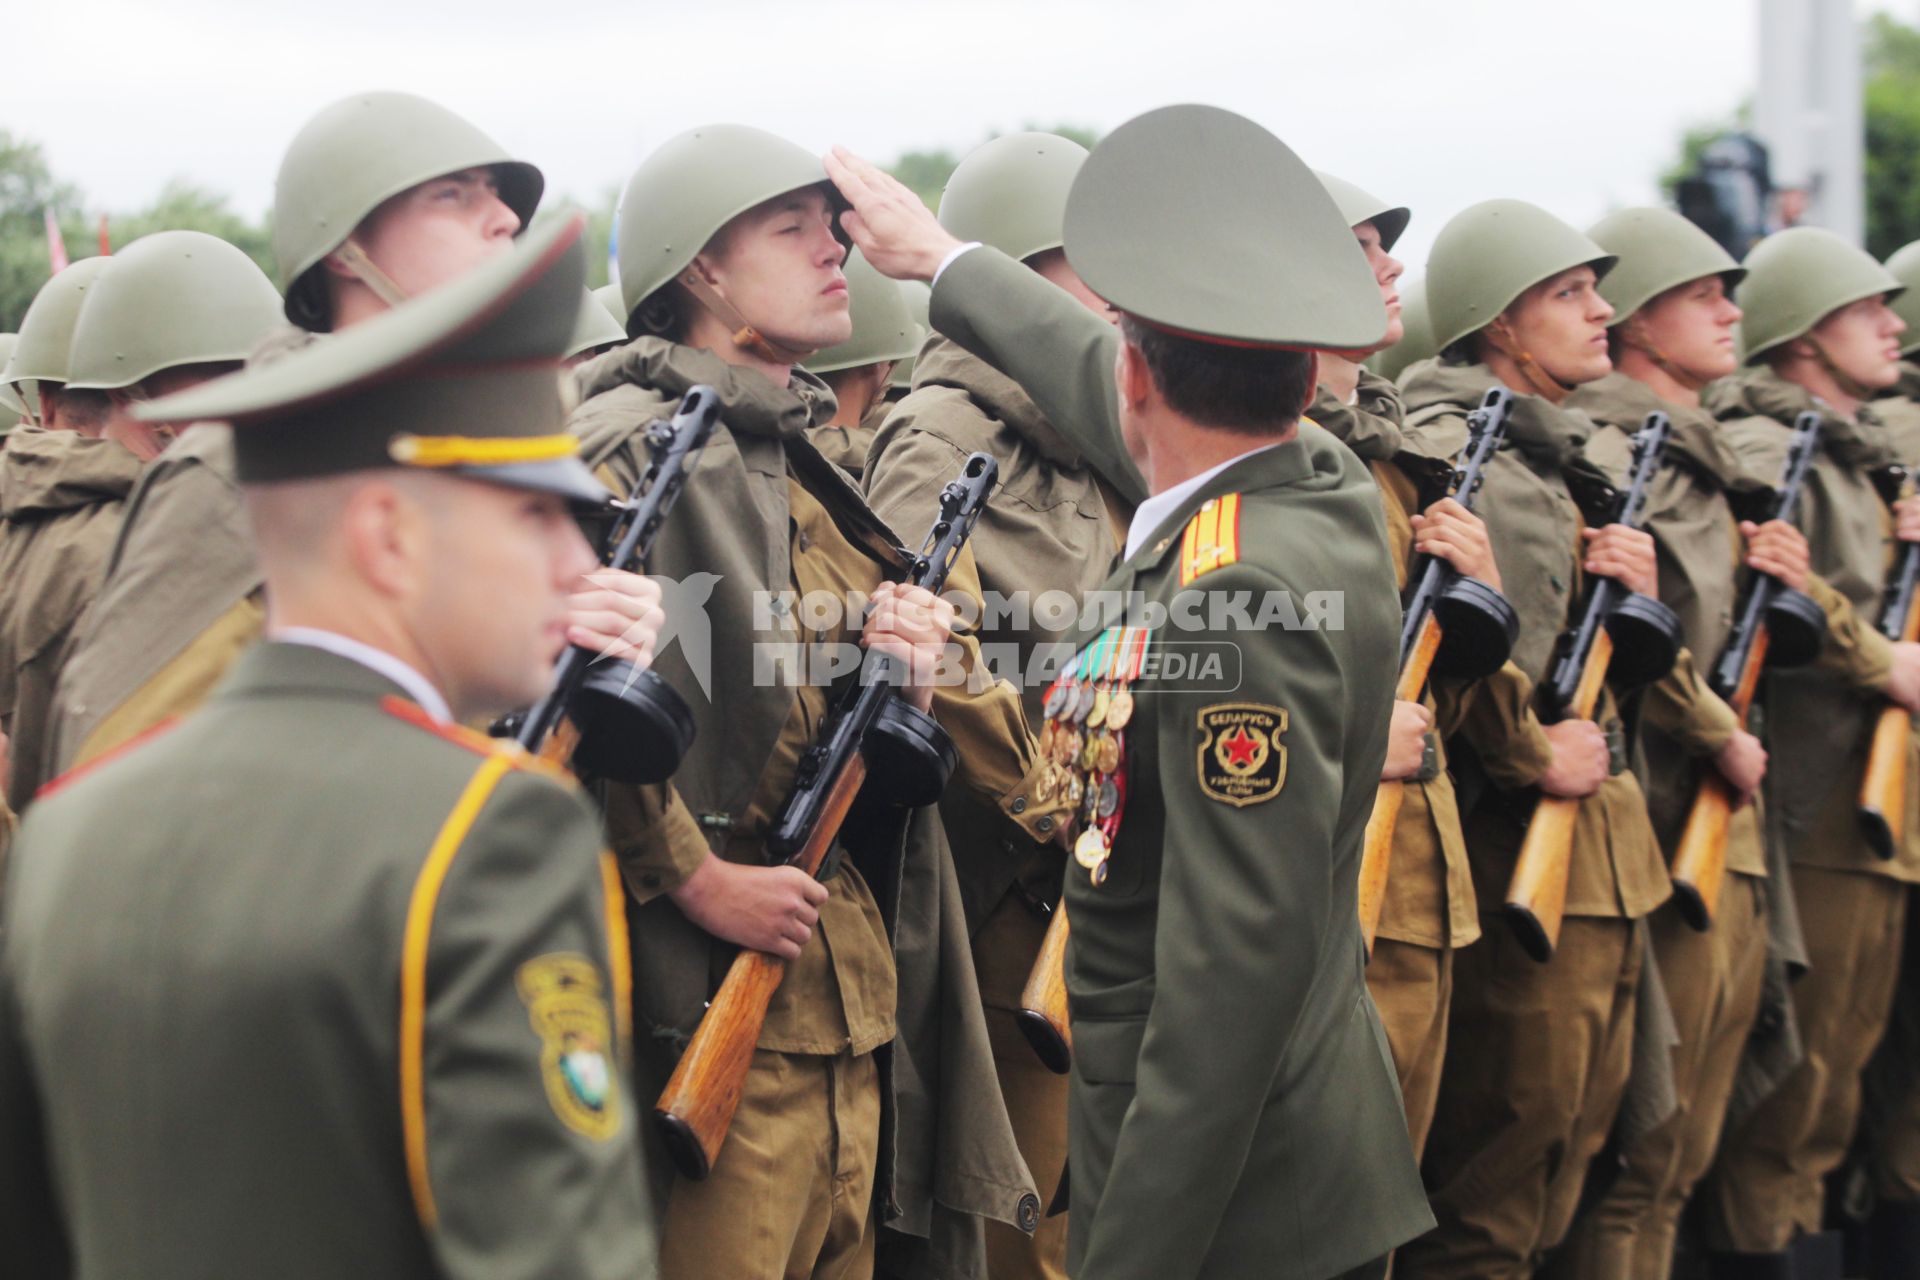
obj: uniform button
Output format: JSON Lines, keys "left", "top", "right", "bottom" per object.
{"left": 1037, "top": 816, "right": 1056, "bottom": 833}
{"left": 1550, "top": 574, "right": 1565, "bottom": 592}
{"left": 1011, "top": 796, "right": 1028, "bottom": 814}
{"left": 796, "top": 530, "right": 813, "bottom": 552}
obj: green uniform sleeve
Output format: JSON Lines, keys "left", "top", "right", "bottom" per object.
{"left": 1807, "top": 572, "right": 1895, "bottom": 692}
{"left": 0, "top": 877, "right": 72, "bottom": 1276}
{"left": 600, "top": 780, "right": 713, "bottom": 903}
{"left": 419, "top": 770, "right": 655, "bottom": 1280}
{"left": 1638, "top": 647, "right": 1741, "bottom": 757}
{"left": 931, "top": 246, "right": 1147, "bottom": 504}
{"left": 1454, "top": 660, "right": 1556, "bottom": 789}
{"left": 1077, "top": 563, "right": 1356, "bottom": 1279}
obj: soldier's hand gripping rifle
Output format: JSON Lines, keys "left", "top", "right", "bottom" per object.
{"left": 1506, "top": 412, "right": 1681, "bottom": 962}
{"left": 1670, "top": 411, "right": 1826, "bottom": 928}
{"left": 1861, "top": 466, "right": 1920, "bottom": 859}
{"left": 654, "top": 452, "right": 999, "bottom": 1180}
{"left": 506, "top": 386, "right": 719, "bottom": 783}
{"left": 1357, "top": 387, "right": 1519, "bottom": 955}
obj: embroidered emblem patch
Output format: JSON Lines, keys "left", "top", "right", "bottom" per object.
{"left": 1195, "top": 703, "right": 1288, "bottom": 807}
{"left": 517, "top": 954, "right": 620, "bottom": 1141}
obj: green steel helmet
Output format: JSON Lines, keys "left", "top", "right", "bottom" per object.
{"left": 1883, "top": 239, "right": 1920, "bottom": 356}
{"left": 592, "top": 281, "right": 629, "bottom": 332}
{"left": 803, "top": 250, "right": 919, "bottom": 375}
{"left": 938, "top": 132, "right": 1090, "bottom": 264}
{"left": 1737, "top": 226, "right": 1904, "bottom": 365}
{"left": 1426, "top": 199, "right": 1618, "bottom": 356}
{"left": 0, "top": 336, "right": 24, "bottom": 424}
{"left": 1314, "top": 171, "right": 1410, "bottom": 252}
{"left": 65, "top": 232, "right": 283, "bottom": 391}
{"left": 1588, "top": 207, "right": 1744, "bottom": 327}
{"left": 567, "top": 287, "right": 629, "bottom": 359}
{"left": 1369, "top": 274, "right": 1434, "bottom": 383}
{"left": 615, "top": 123, "right": 842, "bottom": 321}
{"left": 273, "top": 91, "right": 545, "bottom": 330}
{"left": 1064, "top": 104, "right": 1384, "bottom": 349}
{"left": 890, "top": 279, "right": 931, "bottom": 389}
{"left": 4, "top": 256, "right": 114, "bottom": 392}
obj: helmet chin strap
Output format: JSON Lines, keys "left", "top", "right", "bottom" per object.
{"left": 1486, "top": 318, "right": 1573, "bottom": 405}
{"left": 677, "top": 268, "right": 815, "bottom": 366}
{"left": 1621, "top": 318, "right": 1711, "bottom": 394}
{"left": 333, "top": 239, "right": 410, "bottom": 309}
{"left": 1807, "top": 336, "right": 1880, "bottom": 403}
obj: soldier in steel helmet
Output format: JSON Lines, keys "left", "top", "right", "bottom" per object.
{"left": 802, "top": 249, "right": 921, "bottom": 478}
{"left": 0, "top": 231, "right": 282, "bottom": 807}
{"left": 1697, "top": 227, "right": 1920, "bottom": 1275}
{"left": 826, "top": 103, "right": 1436, "bottom": 1280}
{"left": 1310, "top": 173, "right": 1515, "bottom": 1169}
{"left": 858, "top": 129, "right": 1133, "bottom": 1280}
{"left": 0, "top": 216, "right": 657, "bottom": 1280}
{"left": 51, "top": 91, "right": 660, "bottom": 776}
{"left": 1386, "top": 200, "right": 1668, "bottom": 1279}
{"left": 1, "top": 259, "right": 114, "bottom": 436}
{"left": 571, "top": 121, "right": 1059, "bottom": 1280}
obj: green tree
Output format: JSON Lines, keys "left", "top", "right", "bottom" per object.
{"left": 0, "top": 130, "right": 84, "bottom": 331}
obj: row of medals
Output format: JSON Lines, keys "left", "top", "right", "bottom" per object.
{"left": 1038, "top": 628, "right": 1147, "bottom": 887}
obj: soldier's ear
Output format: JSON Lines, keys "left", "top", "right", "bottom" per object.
{"left": 1117, "top": 333, "right": 1155, "bottom": 410}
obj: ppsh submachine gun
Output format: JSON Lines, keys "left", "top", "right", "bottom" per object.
{"left": 1861, "top": 460, "right": 1920, "bottom": 860}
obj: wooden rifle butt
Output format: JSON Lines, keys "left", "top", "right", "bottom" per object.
{"left": 1017, "top": 904, "right": 1073, "bottom": 1075}
{"left": 1506, "top": 795, "right": 1578, "bottom": 963}
{"left": 1860, "top": 704, "right": 1913, "bottom": 861}
{"left": 1358, "top": 782, "right": 1406, "bottom": 957}
{"left": 1671, "top": 773, "right": 1737, "bottom": 931}
{"left": 654, "top": 947, "right": 790, "bottom": 1180}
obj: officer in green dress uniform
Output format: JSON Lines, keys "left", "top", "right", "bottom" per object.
{"left": 827, "top": 102, "right": 1436, "bottom": 1280}
{"left": 0, "top": 216, "right": 660, "bottom": 1278}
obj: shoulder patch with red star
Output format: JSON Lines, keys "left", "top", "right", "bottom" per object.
{"left": 1195, "top": 702, "right": 1288, "bottom": 806}
{"left": 1179, "top": 494, "right": 1242, "bottom": 585}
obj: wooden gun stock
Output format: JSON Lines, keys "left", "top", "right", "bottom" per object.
{"left": 1861, "top": 704, "right": 1912, "bottom": 861}
{"left": 1506, "top": 628, "right": 1614, "bottom": 962}
{"left": 1358, "top": 613, "right": 1444, "bottom": 954}
{"left": 654, "top": 758, "right": 868, "bottom": 1180}
{"left": 1670, "top": 629, "right": 1770, "bottom": 929}
{"left": 1016, "top": 903, "right": 1073, "bottom": 1075}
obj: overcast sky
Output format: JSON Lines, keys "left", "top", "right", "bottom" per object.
{"left": 5, "top": 0, "right": 1907, "bottom": 273}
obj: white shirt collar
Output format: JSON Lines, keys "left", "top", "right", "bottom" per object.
{"left": 271, "top": 627, "right": 454, "bottom": 724}
{"left": 1124, "top": 443, "right": 1284, "bottom": 560}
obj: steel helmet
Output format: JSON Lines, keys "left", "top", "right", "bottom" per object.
{"left": 1883, "top": 239, "right": 1920, "bottom": 357}
{"left": 939, "top": 132, "right": 1090, "bottom": 264}
{"left": 1315, "top": 171, "right": 1410, "bottom": 251}
{"left": 1736, "top": 226, "right": 1903, "bottom": 365}
{"left": 1426, "top": 199, "right": 1617, "bottom": 355}
{"left": 1588, "top": 207, "right": 1744, "bottom": 327}
{"left": 804, "top": 251, "right": 920, "bottom": 375}
{"left": 5, "top": 256, "right": 115, "bottom": 393}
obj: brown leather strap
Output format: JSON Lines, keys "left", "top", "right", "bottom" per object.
{"left": 1808, "top": 335, "right": 1881, "bottom": 403}
{"left": 1621, "top": 317, "right": 1711, "bottom": 393}
{"left": 332, "top": 239, "right": 409, "bottom": 309}
{"left": 1485, "top": 319, "right": 1573, "bottom": 404}
{"left": 676, "top": 268, "right": 814, "bottom": 366}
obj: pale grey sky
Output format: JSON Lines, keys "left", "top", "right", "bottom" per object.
{"left": 4, "top": 0, "right": 1908, "bottom": 273}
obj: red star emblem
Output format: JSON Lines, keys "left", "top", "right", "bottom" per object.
{"left": 1220, "top": 726, "right": 1262, "bottom": 769}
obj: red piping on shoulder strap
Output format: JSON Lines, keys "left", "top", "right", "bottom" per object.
{"left": 36, "top": 717, "right": 181, "bottom": 801}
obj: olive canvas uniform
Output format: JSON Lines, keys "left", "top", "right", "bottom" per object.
{"left": 0, "top": 646, "right": 650, "bottom": 1279}
{"left": 1311, "top": 371, "right": 1481, "bottom": 1159}
{"left": 0, "top": 427, "right": 141, "bottom": 803}
{"left": 918, "top": 102, "right": 1436, "bottom": 1274}
{"left": 569, "top": 337, "right": 1058, "bottom": 1280}
{"left": 1703, "top": 368, "right": 1920, "bottom": 1251}
{"left": 1392, "top": 360, "right": 1670, "bottom": 1280}
{"left": 809, "top": 396, "right": 888, "bottom": 480}
{"left": 864, "top": 331, "right": 1132, "bottom": 1279}
{"left": 1554, "top": 372, "right": 1784, "bottom": 1278}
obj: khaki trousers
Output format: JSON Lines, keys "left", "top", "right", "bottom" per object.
{"left": 1397, "top": 915, "right": 1641, "bottom": 1280}
{"left": 972, "top": 890, "right": 1069, "bottom": 1280}
{"left": 1556, "top": 876, "right": 1769, "bottom": 1280}
{"left": 1366, "top": 938, "right": 1455, "bottom": 1160}
{"left": 660, "top": 1048, "right": 881, "bottom": 1280}
{"left": 1705, "top": 867, "right": 1908, "bottom": 1251}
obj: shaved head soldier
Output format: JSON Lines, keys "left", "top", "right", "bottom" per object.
{"left": 51, "top": 91, "right": 657, "bottom": 777}
{"left": 0, "top": 216, "right": 658, "bottom": 1280}
{"left": 0, "top": 231, "right": 281, "bottom": 807}
{"left": 860, "top": 128, "right": 1131, "bottom": 1280}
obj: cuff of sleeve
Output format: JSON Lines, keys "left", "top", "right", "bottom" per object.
{"left": 932, "top": 241, "right": 983, "bottom": 287}
{"left": 1000, "top": 757, "right": 1073, "bottom": 846}
{"left": 1485, "top": 715, "right": 1556, "bottom": 789}
{"left": 607, "top": 783, "right": 711, "bottom": 904}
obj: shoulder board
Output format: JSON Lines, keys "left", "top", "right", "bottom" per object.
{"left": 378, "top": 696, "right": 573, "bottom": 785}
{"left": 1179, "top": 493, "right": 1241, "bottom": 586}
{"left": 36, "top": 717, "right": 180, "bottom": 801}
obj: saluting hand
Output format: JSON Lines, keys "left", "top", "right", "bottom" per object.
{"left": 1581, "top": 524, "right": 1658, "bottom": 598}
{"left": 1381, "top": 700, "right": 1434, "bottom": 781}
{"left": 1739, "top": 519, "right": 1811, "bottom": 593}
{"left": 566, "top": 569, "right": 666, "bottom": 667}
{"left": 824, "top": 146, "right": 965, "bottom": 284}
{"left": 1411, "top": 498, "right": 1502, "bottom": 592}
{"left": 862, "top": 582, "right": 958, "bottom": 714}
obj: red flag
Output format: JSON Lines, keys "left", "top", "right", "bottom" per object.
{"left": 97, "top": 214, "right": 111, "bottom": 257}
{"left": 43, "top": 209, "right": 69, "bottom": 274}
